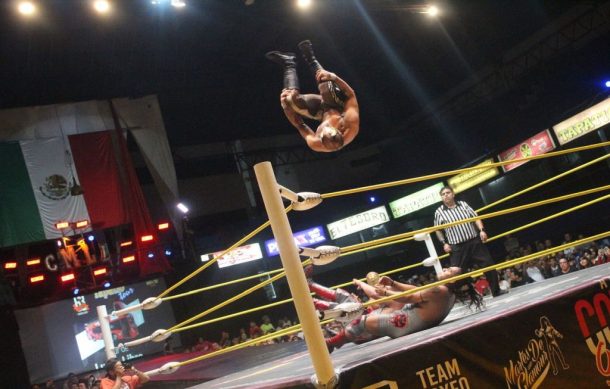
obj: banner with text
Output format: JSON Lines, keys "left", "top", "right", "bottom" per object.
{"left": 498, "top": 129, "right": 556, "bottom": 172}
{"left": 448, "top": 159, "right": 500, "bottom": 194}
{"left": 389, "top": 182, "right": 444, "bottom": 218}
{"left": 327, "top": 206, "right": 390, "bottom": 240}
{"left": 265, "top": 226, "right": 327, "bottom": 257}
{"left": 201, "top": 243, "right": 263, "bottom": 268}
{"left": 553, "top": 97, "right": 610, "bottom": 145}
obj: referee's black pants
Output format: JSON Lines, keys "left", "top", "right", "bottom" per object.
{"left": 449, "top": 237, "right": 500, "bottom": 296}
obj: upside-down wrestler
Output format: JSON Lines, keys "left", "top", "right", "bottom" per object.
{"left": 307, "top": 269, "right": 484, "bottom": 351}
{"left": 266, "top": 40, "right": 359, "bottom": 152}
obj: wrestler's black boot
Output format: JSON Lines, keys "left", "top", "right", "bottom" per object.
{"left": 298, "top": 40, "right": 323, "bottom": 74}
{"left": 265, "top": 51, "right": 299, "bottom": 90}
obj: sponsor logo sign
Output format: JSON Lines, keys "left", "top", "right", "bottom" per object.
{"left": 503, "top": 316, "right": 569, "bottom": 388}
{"left": 389, "top": 182, "right": 444, "bottom": 218}
{"left": 265, "top": 226, "right": 327, "bottom": 257}
{"left": 327, "top": 206, "right": 390, "bottom": 240}
{"left": 201, "top": 243, "right": 263, "bottom": 268}
{"left": 448, "top": 159, "right": 500, "bottom": 194}
{"left": 498, "top": 130, "right": 556, "bottom": 172}
{"left": 553, "top": 98, "right": 610, "bottom": 145}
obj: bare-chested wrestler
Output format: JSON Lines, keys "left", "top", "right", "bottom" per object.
{"left": 266, "top": 40, "right": 359, "bottom": 152}
{"left": 308, "top": 269, "right": 484, "bottom": 351}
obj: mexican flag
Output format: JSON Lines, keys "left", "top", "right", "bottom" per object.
{"left": 0, "top": 131, "right": 144, "bottom": 248}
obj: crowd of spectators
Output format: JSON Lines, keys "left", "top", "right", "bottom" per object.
{"left": 31, "top": 373, "right": 99, "bottom": 389}
{"left": 402, "top": 231, "right": 610, "bottom": 295}
{"left": 179, "top": 314, "right": 301, "bottom": 356}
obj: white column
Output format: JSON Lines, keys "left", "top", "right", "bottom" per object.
{"left": 96, "top": 305, "right": 116, "bottom": 360}
{"left": 254, "top": 162, "right": 336, "bottom": 387}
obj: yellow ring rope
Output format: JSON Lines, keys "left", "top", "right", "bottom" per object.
{"left": 321, "top": 141, "right": 610, "bottom": 199}
{"left": 341, "top": 184, "right": 610, "bottom": 254}
{"left": 174, "top": 230, "right": 609, "bottom": 369}
{"left": 156, "top": 205, "right": 292, "bottom": 300}
{"left": 168, "top": 191, "right": 610, "bottom": 334}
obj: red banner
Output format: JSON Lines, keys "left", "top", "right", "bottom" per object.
{"left": 498, "top": 129, "right": 556, "bottom": 172}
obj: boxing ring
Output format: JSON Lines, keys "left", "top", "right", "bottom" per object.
{"left": 94, "top": 140, "right": 610, "bottom": 388}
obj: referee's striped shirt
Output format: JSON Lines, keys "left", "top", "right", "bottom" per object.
{"left": 434, "top": 201, "right": 479, "bottom": 244}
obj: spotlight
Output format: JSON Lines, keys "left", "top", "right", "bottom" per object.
{"left": 93, "top": 0, "right": 111, "bottom": 13}
{"left": 296, "top": 0, "right": 312, "bottom": 9}
{"left": 171, "top": 0, "right": 186, "bottom": 7}
{"left": 426, "top": 5, "right": 439, "bottom": 17}
{"left": 164, "top": 249, "right": 173, "bottom": 256}
{"left": 18, "top": 1, "right": 36, "bottom": 16}
{"left": 369, "top": 196, "right": 376, "bottom": 203}
{"left": 605, "top": 80, "right": 610, "bottom": 88}
{"left": 73, "top": 288, "right": 80, "bottom": 295}
{"left": 87, "top": 235, "right": 95, "bottom": 242}
{"left": 147, "top": 252, "right": 155, "bottom": 259}
{"left": 103, "top": 281, "right": 111, "bottom": 288}
{"left": 176, "top": 203, "right": 189, "bottom": 214}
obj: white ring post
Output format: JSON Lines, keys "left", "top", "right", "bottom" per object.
{"left": 416, "top": 233, "right": 443, "bottom": 276}
{"left": 97, "top": 305, "right": 116, "bottom": 359}
{"left": 255, "top": 162, "right": 336, "bottom": 388}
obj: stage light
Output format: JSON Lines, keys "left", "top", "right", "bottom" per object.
{"left": 55, "top": 221, "right": 70, "bottom": 229}
{"left": 72, "top": 287, "right": 80, "bottom": 295}
{"left": 605, "top": 80, "right": 610, "bottom": 88}
{"left": 171, "top": 0, "right": 186, "bottom": 7}
{"left": 369, "top": 196, "right": 376, "bottom": 203}
{"left": 147, "top": 252, "right": 155, "bottom": 259}
{"left": 164, "top": 249, "right": 172, "bottom": 256}
{"left": 103, "top": 281, "right": 111, "bottom": 288}
{"left": 120, "top": 241, "right": 133, "bottom": 247}
{"left": 176, "top": 203, "right": 189, "bottom": 214}
{"left": 87, "top": 235, "right": 95, "bottom": 242}
{"left": 93, "top": 267, "right": 107, "bottom": 276}
{"left": 140, "top": 235, "right": 154, "bottom": 242}
{"left": 74, "top": 220, "right": 89, "bottom": 229}
{"left": 296, "top": 0, "right": 312, "bottom": 9}
{"left": 26, "top": 258, "right": 41, "bottom": 266}
{"left": 18, "top": 1, "right": 36, "bottom": 16}
{"left": 61, "top": 273, "right": 75, "bottom": 282}
{"left": 57, "top": 240, "right": 63, "bottom": 247}
{"left": 4, "top": 262, "right": 17, "bottom": 270}
{"left": 426, "top": 5, "right": 439, "bottom": 17}
{"left": 29, "top": 274, "right": 45, "bottom": 284}
{"left": 122, "top": 255, "right": 136, "bottom": 264}
{"left": 158, "top": 222, "right": 170, "bottom": 230}
{"left": 93, "top": 0, "right": 111, "bottom": 13}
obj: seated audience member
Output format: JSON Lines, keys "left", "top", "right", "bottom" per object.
{"left": 100, "top": 358, "right": 150, "bottom": 389}
{"left": 260, "top": 315, "right": 275, "bottom": 334}
{"left": 557, "top": 257, "right": 573, "bottom": 275}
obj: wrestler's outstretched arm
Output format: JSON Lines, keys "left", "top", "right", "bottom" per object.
{"left": 376, "top": 276, "right": 425, "bottom": 305}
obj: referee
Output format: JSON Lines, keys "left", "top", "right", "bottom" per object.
{"left": 433, "top": 186, "right": 502, "bottom": 297}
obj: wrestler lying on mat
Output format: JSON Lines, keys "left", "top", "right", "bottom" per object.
{"left": 306, "top": 268, "right": 484, "bottom": 351}
{"left": 266, "top": 40, "right": 359, "bottom": 152}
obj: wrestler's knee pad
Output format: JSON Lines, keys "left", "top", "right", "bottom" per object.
{"left": 345, "top": 316, "right": 367, "bottom": 338}
{"left": 335, "top": 288, "right": 360, "bottom": 304}
{"left": 286, "top": 94, "right": 323, "bottom": 121}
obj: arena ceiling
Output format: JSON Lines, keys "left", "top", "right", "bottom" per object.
{"left": 0, "top": 0, "right": 608, "bottom": 168}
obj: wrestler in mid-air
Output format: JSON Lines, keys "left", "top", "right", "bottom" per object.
{"left": 266, "top": 40, "right": 359, "bottom": 152}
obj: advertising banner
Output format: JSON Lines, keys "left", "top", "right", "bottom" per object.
{"left": 201, "top": 243, "right": 263, "bottom": 268}
{"left": 553, "top": 97, "right": 610, "bottom": 145}
{"left": 265, "top": 226, "right": 327, "bottom": 257}
{"left": 448, "top": 159, "right": 500, "bottom": 194}
{"left": 389, "top": 182, "right": 444, "bottom": 218}
{"left": 497, "top": 129, "right": 556, "bottom": 172}
{"left": 327, "top": 206, "right": 390, "bottom": 240}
